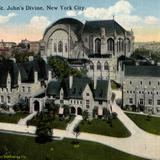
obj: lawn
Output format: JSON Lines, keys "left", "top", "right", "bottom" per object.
{"left": 80, "top": 118, "right": 131, "bottom": 137}
{"left": 126, "top": 113, "right": 160, "bottom": 135}
{"left": 0, "top": 133, "right": 146, "bottom": 160}
{"left": 28, "top": 115, "right": 74, "bottom": 130}
{"left": 0, "top": 112, "right": 28, "bottom": 124}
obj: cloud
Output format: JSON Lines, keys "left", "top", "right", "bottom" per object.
{"left": 82, "top": 0, "right": 133, "bottom": 20}
{"left": 76, "top": 0, "right": 142, "bottom": 29}
{"left": 66, "top": 11, "right": 77, "bottom": 17}
{"left": 0, "top": 16, "right": 51, "bottom": 42}
{"left": 144, "top": 16, "right": 159, "bottom": 25}
{"left": 0, "top": 13, "right": 17, "bottom": 24}
{"left": 28, "top": 16, "right": 51, "bottom": 30}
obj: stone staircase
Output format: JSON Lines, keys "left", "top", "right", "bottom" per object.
{"left": 66, "top": 115, "right": 83, "bottom": 132}
{"left": 18, "top": 111, "right": 37, "bottom": 125}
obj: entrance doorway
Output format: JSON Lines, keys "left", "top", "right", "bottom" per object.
{"left": 34, "top": 100, "right": 40, "bottom": 112}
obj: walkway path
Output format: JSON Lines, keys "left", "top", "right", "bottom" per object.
{"left": 18, "top": 111, "right": 37, "bottom": 125}
{"left": 66, "top": 115, "right": 82, "bottom": 132}
{"left": 1, "top": 105, "right": 160, "bottom": 159}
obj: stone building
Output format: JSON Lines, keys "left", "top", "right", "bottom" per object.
{"left": 122, "top": 65, "right": 160, "bottom": 114}
{"left": 0, "top": 40, "right": 16, "bottom": 49}
{"left": 42, "top": 76, "right": 112, "bottom": 117}
{"left": 0, "top": 57, "right": 52, "bottom": 111}
{"left": 40, "top": 18, "right": 134, "bottom": 81}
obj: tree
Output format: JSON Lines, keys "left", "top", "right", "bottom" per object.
{"left": 73, "top": 125, "right": 80, "bottom": 144}
{"left": 0, "top": 103, "right": 8, "bottom": 111}
{"left": 36, "top": 121, "right": 53, "bottom": 143}
{"left": 146, "top": 113, "right": 152, "bottom": 121}
{"left": 12, "top": 50, "right": 34, "bottom": 63}
{"left": 48, "top": 56, "right": 85, "bottom": 79}
{"left": 82, "top": 110, "right": 89, "bottom": 121}
{"left": 63, "top": 105, "right": 70, "bottom": 117}
{"left": 103, "top": 108, "right": 110, "bottom": 120}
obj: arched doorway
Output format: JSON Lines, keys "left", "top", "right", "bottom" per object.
{"left": 34, "top": 100, "right": 40, "bottom": 112}
{"left": 71, "top": 107, "right": 76, "bottom": 114}
{"left": 77, "top": 107, "right": 82, "bottom": 115}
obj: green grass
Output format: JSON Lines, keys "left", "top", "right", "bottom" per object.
{"left": 80, "top": 118, "right": 131, "bottom": 137}
{"left": 28, "top": 116, "right": 74, "bottom": 130}
{"left": 0, "top": 133, "right": 146, "bottom": 160}
{"left": 126, "top": 113, "right": 160, "bottom": 135}
{"left": 0, "top": 112, "right": 28, "bottom": 124}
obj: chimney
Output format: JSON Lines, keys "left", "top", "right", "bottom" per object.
{"left": 94, "top": 77, "right": 97, "bottom": 90}
{"left": 48, "top": 70, "right": 52, "bottom": 80}
{"left": 29, "top": 56, "right": 34, "bottom": 62}
{"left": 69, "top": 75, "right": 73, "bottom": 89}
{"left": 34, "top": 71, "right": 38, "bottom": 83}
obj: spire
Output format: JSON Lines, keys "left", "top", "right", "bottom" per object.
{"left": 113, "top": 15, "right": 115, "bottom": 20}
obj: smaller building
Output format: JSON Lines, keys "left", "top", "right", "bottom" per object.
{"left": 0, "top": 57, "right": 52, "bottom": 111}
{"left": 0, "top": 40, "right": 16, "bottom": 48}
{"left": 123, "top": 64, "right": 160, "bottom": 114}
{"left": 41, "top": 76, "right": 112, "bottom": 117}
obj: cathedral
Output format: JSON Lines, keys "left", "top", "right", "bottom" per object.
{"left": 40, "top": 17, "right": 134, "bottom": 81}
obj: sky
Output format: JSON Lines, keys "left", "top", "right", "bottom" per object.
{"left": 0, "top": 0, "right": 160, "bottom": 42}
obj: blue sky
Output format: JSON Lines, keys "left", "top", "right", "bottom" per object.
{"left": 0, "top": 0, "right": 160, "bottom": 42}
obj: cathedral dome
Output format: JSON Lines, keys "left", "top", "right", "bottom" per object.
{"left": 43, "top": 18, "right": 84, "bottom": 39}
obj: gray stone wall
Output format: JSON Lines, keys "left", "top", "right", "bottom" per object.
{"left": 123, "top": 76, "right": 160, "bottom": 114}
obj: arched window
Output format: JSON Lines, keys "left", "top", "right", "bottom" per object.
{"left": 104, "top": 61, "right": 109, "bottom": 70}
{"left": 90, "top": 62, "right": 94, "bottom": 70}
{"left": 65, "top": 43, "right": 68, "bottom": 52}
{"left": 107, "top": 38, "right": 114, "bottom": 52}
{"left": 117, "top": 38, "right": 123, "bottom": 52}
{"left": 126, "top": 39, "right": 130, "bottom": 52}
{"left": 1, "top": 95, "right": 4, "bottom": 103}
{"left": 97, "top": 61, "right": 101, "bottom": 70}
{"left": 7, "top": 96, "right": 10, "bottom": 103}
{"left": 95, "top": 38, "right": 101, "bottom": 54}
{"left": 58, "top": 41, "right": 63, "bottom": 52}
{"left": 54, "top": 43, "right": 57, "bottom": 52}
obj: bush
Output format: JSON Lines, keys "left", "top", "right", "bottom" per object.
{"left": 112, "top": 112, "right": 118, "bottom": 119}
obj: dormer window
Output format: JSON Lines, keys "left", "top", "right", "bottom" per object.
{"left": 28, "top": 87, "right": 31, "bottom": 93}
{"left": 86, "top": 93, "right": 89, "bottom": 96}
{"left": 22, "top": 86, "right": 25, "bottom": 92}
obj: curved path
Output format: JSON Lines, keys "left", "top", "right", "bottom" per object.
{"left": 0, "top": 103, "right": 160, "bottom": 159}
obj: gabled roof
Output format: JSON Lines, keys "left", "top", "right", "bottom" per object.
{"left": 70, "top": 77, "right": 91, "bottom": 99}
{"left": 0, "top": 60, "right": 19, "bottom": 88}
{"left": 46, "top": 80, "right": 61, "bottom": 97}
{"left": 0, "top": 58, "right": 51, "bottom": 88}
{"left": 125, "top": 65, "right": 160, "bottom": 77}
{"left": 83, "top": 20, "right": 127, "bottom": 35}
{"left": 46, "top": 76, "right": 109, "bottom": 101}
{"left": 19, "top": 58, "right": 50, "bottom": 83}
{"left": 94, "top": 79, "right": 109, "bottom": 100}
